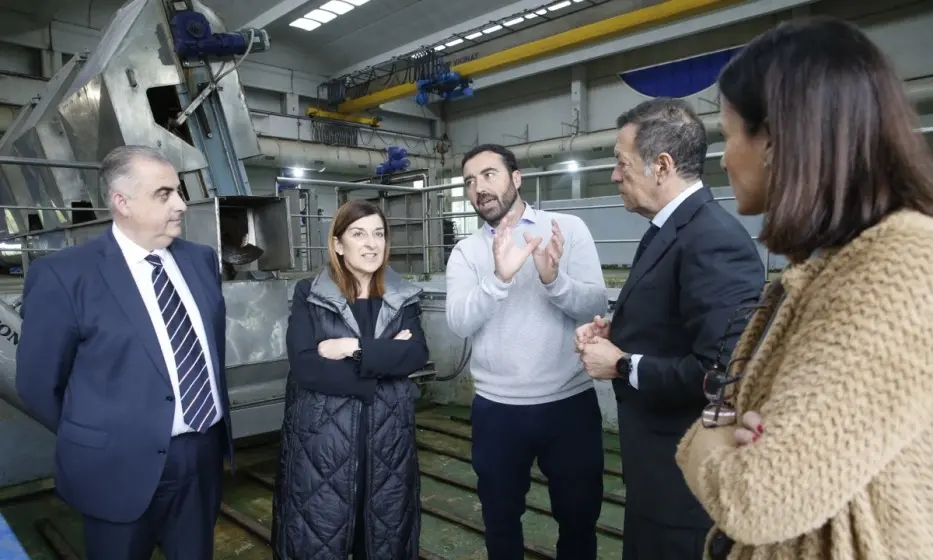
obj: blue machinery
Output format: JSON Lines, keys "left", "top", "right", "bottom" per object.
{"left": 415, "top": 71, "right": 474, "bottom": 106}
{"left": 376, "top": 146, "right": 413, "bottom": 177}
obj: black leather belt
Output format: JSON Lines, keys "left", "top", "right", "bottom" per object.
{"left": 709, "top": 530, "right": 734, "bottom": 560}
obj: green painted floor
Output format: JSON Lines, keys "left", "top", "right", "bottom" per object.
{"left": 0, "top": 405, "right": 626, "bottom": 559}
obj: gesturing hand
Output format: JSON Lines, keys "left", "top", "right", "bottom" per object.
{"left": 574, "top": 315, "right": 610, "bottom": 352}
{"left": 525, "top": 218, "right": 563, "bottom": 285}
{"left": 493, "top": 211, "right": 541, "bottom": 283}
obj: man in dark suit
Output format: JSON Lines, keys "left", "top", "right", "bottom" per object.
{"left": 16, "top": 145, "right": 232, "bottom": 560}
{"left": 576, "top": 98, "right": 765, "bottom": 559}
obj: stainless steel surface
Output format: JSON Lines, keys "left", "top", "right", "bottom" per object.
{"left": 0, "top": 300, "right": 24, "bottom": 416}
{"left": 0, "top": 0, "right": 263, "bottom": 235}
{"left": 223, "top": 280, "right": 289, "bottom": 368}
{"left": 181, "top": 198, "right": 222, "bottom": 252}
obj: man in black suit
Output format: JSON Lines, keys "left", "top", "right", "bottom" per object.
{"left": 576, "top": 98, "right": 764, "bottom": 559}
{"left": 16, "top": 145, "right": 232, "bottom": 560}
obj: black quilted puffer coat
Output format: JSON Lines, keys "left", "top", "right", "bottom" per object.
{"left": 272, "top": 268, "right": 427, "bottom": 559}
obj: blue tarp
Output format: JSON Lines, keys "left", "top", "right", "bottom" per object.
{"left": 620, "top": 47, "right": 742, "bottom": 99}
{"left": 0, "top": 513, "right": 28, "bottom": 559}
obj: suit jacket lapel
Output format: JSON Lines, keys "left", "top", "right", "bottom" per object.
{"left": 171, "top": 244, "right": 221, "bottom": 377}
{"left": 614, "top": 225, "right": 676, "bottom": 311}
{"left": 98, "top": 231, "right": 172, "bottom": 388}
{"left": 614, "top": 187, "right": 713, "bottom": 312}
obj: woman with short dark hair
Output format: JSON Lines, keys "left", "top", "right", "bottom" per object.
{"left": 271, "top": 200, "right": 428, "bottom": 559}
{"left": 676, "top": 17, "right": 933, "bottom": 560}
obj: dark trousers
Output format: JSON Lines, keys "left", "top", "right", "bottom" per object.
{"left": 622, "top": 514, "right": 708, "bottom": 560}
{"left": 82, "top": 422, "right": 225, "bottom": 560}
{"left": 471, "top": 388, "right": 604, "bottom": 560}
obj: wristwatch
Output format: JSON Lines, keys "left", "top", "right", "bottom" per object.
{"left": 615, "top": 354, "right": 632, "bottom": 380}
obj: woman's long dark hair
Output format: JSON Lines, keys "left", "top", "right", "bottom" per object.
{"left": 719, "top": 16, "right": 933, "bottom": 262}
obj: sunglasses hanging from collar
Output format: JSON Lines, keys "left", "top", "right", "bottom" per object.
{"left": 701, "top": 279, "right": 787, "bottom": 428}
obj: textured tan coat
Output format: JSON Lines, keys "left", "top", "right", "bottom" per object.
{"left": 676, "top": 210, "right": 933, "bottom": 559}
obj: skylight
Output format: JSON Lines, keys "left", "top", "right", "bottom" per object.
{"left": 306, "top": 9, "right": 338, "bottom": 23}
{"left": 289, "top": 18, "right": 322, "bottom": 31}
{"left": 290, "top": 0, "right": 370, "bottom": 32}
{"left": 420, "top": 0, "right": 597, "bottom": 56}
{"left": 321, "top": 1, "right": 354, "bottom": 14}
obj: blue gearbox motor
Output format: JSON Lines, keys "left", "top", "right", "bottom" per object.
{"left": 375, "top": 146, "right": 411, "bottom": 176}
{"left": 171, "top": 10, "right": 270, "bottom": 60}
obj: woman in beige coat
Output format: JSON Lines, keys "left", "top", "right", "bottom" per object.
{"left": 676, "top": 17, "right": 933, "bottom": 560}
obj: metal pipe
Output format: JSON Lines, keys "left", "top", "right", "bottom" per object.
{"left": 256, "top": 137, "right": 436, "bottom": 175}
{"left": 0, "top": 204, "right": 108, "bottom": 212}
{"left": 278, "top": 176, "right": 423, "bottom": 193}
{"left": 0, "top": 155, "right": 100, "bottom": 170}
{"left": 437, "top": 80, "right": 933, "bottom": 171}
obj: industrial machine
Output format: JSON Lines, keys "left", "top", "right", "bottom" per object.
{"left": 0, "top": 0, "right": 447, "bottom": 491}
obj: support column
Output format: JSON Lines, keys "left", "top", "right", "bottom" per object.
{"left": 39, "top": 50, "right": 62, "bottom": 79}
{"left": 283, "top": 92, "right": 300, "bottom": 116}
{"left": 570, "top": 65, "right": 588, "bottom": 199}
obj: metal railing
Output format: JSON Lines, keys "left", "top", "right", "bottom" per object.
{"left": 6, "top": 125, "right": 933, "bottom": 277}
{"left": 274, "top": 152, "right": 779, "bottom": 277}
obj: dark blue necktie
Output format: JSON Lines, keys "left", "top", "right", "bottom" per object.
{"left": 633, "top": 224, "right": 660, "bottom": 265}
{"left": 145, "top": 254, "right": 216, "bottom": 433}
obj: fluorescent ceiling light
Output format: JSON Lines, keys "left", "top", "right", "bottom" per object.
{"left": 549, "top": 1, "right": 572, "bottom": 11}
{"left": 290, "top": 18, "right": 322, "bottom": 30}
{"left": 503, "top": 17, "right": 524, "bottom": 26}
{"left": 306, "top": 9, "right": 338, "bottom": 23}
{"left": 321, "top": 0, "right": 354, "bottom": 14}
{"left": 446, "top": 38, "right": 464, "bottom": 47}
{"left": 434, "top": 45, "right": 445, "bottom": 51}
{"left": 345, "top": 0, "right": 369, "bottom": 4}
{"left": 572, "top": 0, "right": 585, "bottom": 2}
{"left": 524, "top": 12, "right": 537, "bottom": 18}
{"left": 465, "top": 32, "right": 483, "bottom": 40}
{"left": 536, "top": 9, "right": 548, "bottom": 15}
{"left": 482, "top": 25, "right": 503, "bottom": 34}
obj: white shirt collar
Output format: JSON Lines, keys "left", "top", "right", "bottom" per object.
{"left": 111, "top": 223, "right": 169, "bottom": 264}
{"left": 485, "top": 202, "right": 537, "bottom": 234}
{"left": 651, "top": 181, "right": 704, "bottom": 228}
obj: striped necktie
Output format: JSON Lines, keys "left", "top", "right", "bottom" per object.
{"left": 145, "top": 254, "right": 216, "bottom": 433}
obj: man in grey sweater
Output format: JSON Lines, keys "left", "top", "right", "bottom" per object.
{"left": 445, "top": 144, "right": 608, "bottom": 560}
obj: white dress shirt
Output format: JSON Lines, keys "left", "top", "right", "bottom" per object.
{"left": 112, "top": 224, "right": 222, "bottom": 436}
{"left": 628, "top": 181, "right": 705, "bottom": 389}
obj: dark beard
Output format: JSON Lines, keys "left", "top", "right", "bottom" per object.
{"left": 473, "top": 182, "right": 519, "bottom": 227}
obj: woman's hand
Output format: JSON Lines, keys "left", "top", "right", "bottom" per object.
{"left": 317, "top": 337, "right": 359, "bottom": 360}
{"left": 394, "top": 329, "right": 412, "bottom": 340}
{"left": 734, "top": 410, "right": 765, "bottom": 445}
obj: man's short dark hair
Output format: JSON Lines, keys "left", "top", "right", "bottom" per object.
{"left": 615, "top": 98, "right": 707, "bottom": 181}
{"left": 99, "top": 145, "right": 174, "bottom": 209}
{"left": 461, "top": 143, "right": 520, "bottom": 173}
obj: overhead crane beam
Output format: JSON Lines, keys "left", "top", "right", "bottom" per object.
{"left": 306, "top": 107, "right": 382, "bottom": 127}
{"left": 337, "top": 0, "right": 739, "bottom": 114}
